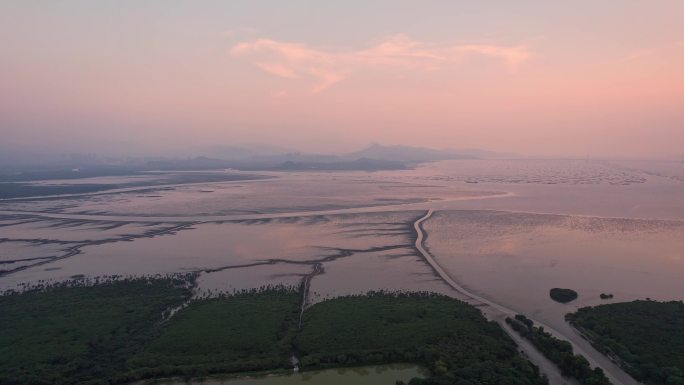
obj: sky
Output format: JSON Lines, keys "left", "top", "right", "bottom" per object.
{"left": 1, "top": 1, "right": 683, "bottom": 158}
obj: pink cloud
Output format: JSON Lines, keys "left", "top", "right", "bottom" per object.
{"left": 230, "top": 34, "right": 531, "bottom": 92}
{"left": 455, "top": 44, "right": 530, "bottom": 72}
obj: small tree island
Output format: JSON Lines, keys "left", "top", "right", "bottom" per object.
{"left": 549, "top": 288, "right": 578, "bottom": 303}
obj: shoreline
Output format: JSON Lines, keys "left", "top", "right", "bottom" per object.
{"left": 411, "top": 209, "right": 638, "bottom": 385}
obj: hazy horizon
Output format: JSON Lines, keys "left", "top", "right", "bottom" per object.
{"left": 2, "top": 1, "right": 683, "bottom": 160}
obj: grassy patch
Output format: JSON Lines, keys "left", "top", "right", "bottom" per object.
{"left": 297, "top": 292, "right": 548, "bottom": 385}
{"left": 128, "top": 287, "right": 300, "bottom": 380}
{"left": 2, "top": 284, "right": 548, "bottom": 385}
{"left": 567, "top": 300, "right": 684, "bottom": 385}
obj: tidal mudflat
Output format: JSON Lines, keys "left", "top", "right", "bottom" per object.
{"left": 402, "top": 159, "right": 684, "bottom": 220}
{"left": 0, "top": 172, "right": 489, "bottom": 217}
{"left": 2, "top": 159, "right": 684, "bottom": 384}
{"left": 0, "top": 171, "right": 268, "bottom": 200}
{"left": 0, "top": 211, "right": 446, "bottom": 298}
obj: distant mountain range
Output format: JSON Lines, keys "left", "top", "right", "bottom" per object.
{"left": 158, "top": 143, "right": 519, "bottom": 171}
{"left": 343, "top": 143, "right": 475, "bottom": 163}
{"left": 0, "top": 143, "right": 519, "bottom": 178}
{"left": 197, "top": 143, "right": 518, "bottom": 166}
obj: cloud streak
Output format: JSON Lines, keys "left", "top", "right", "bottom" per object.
{"left": 230, "top": 34, "right": 531, "bottom": 92}
{"left": 624, "top": 40, "right": 684, "bottom": 61}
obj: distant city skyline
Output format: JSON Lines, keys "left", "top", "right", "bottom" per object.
{"left": 1, "top": 1, "right": 683, "bottom": 159}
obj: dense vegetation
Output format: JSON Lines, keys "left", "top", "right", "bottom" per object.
{"left": 0, "top": 276, "right": 193, "bottom": 385}
{"left": 1, "top": 281, "right": 550, "bottom": 385}
{"left": 128, "top": 287, "right": 300, "bottom": 381}
{"left": 298, "top": 292, "right": 548, "bottom": 385}
{"left": 549, "top": 288, "right": 578, "bottom": 303}
{"left": 506, "top": 315, "right": 612, "bottom": 385}
{"left": 567, "top": 300, "right": 684, "bottom": 385}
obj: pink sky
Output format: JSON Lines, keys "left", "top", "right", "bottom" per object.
{"left": 1, "top": 1, "right": 683, "bottom": 158}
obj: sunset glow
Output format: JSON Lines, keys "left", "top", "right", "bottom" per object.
{"left": 1, "top": 1, "right": 683, "bottom": 157}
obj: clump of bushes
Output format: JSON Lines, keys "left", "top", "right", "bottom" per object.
{"left": 550, "top": 288, "right": 578, "bottom": 303}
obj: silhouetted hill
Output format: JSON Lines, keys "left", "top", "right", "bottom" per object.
{"left": 267, "top": 158, "right": 405, "bottom": 171}
{"left": 143, "top": 156, "right": 405, "bottom": 172}
{"left": 344, "top": 143, "right": 476, "bottom": 163}
{"left": 446, "top": 148, "right": 521, "bottom": 159}
{"left": 1, "top": 144, "right": 515, "bottom": 179}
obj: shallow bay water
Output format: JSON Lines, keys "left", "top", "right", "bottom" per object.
{"left": 0, "top": 211, "right": 428, "bottom": 294}
{"left": 3, "top": 159, "right": 684, "bottom": 303}
{"left": 1, "top": 159, "right": 684, "bottom": 384}
{"left": 423, "top": 209, "right": 684, "bottom": 348}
